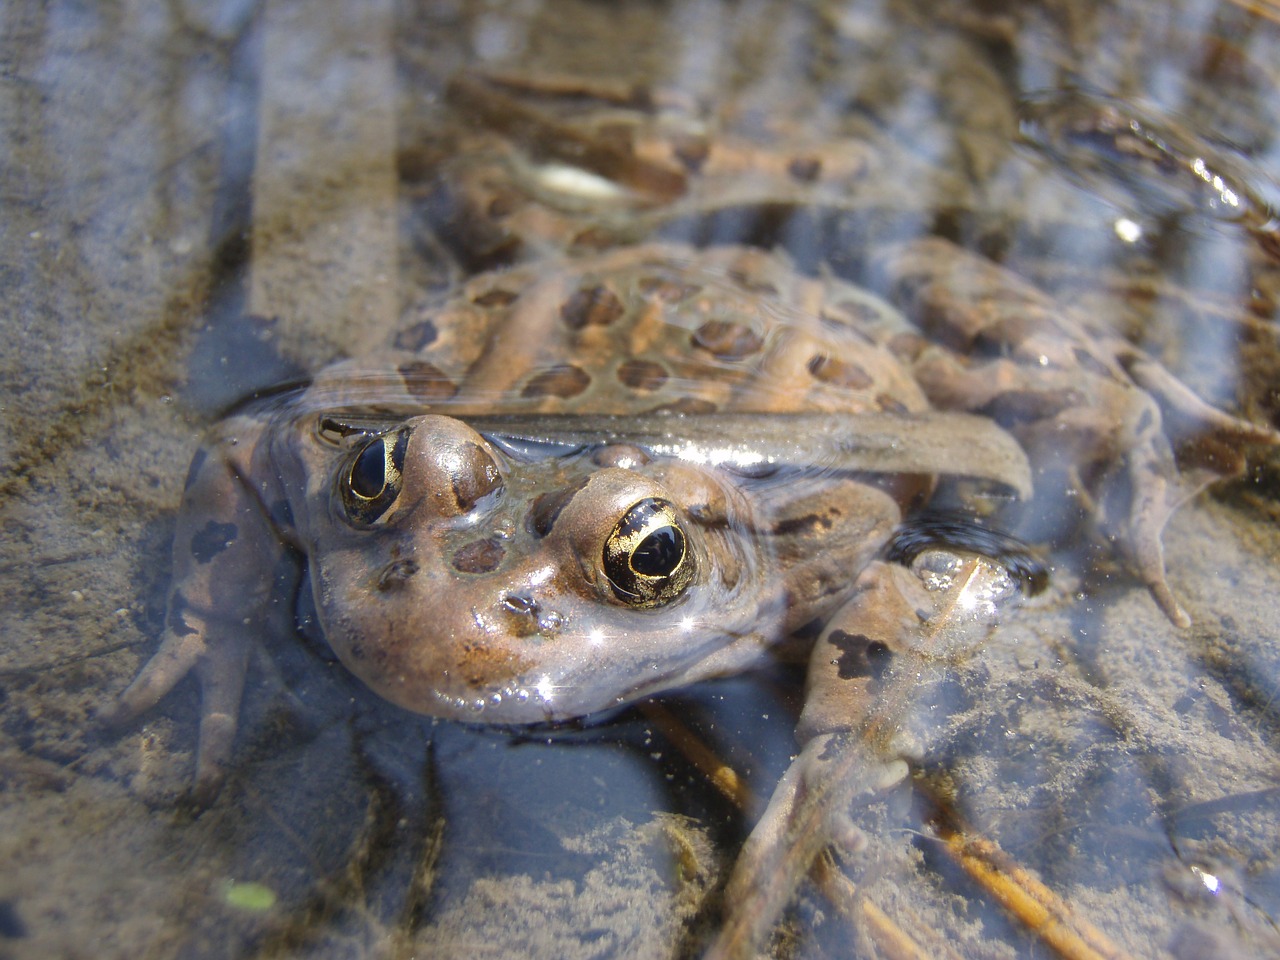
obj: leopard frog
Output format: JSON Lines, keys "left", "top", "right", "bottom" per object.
{"left": 108, "top": 237, "right": 1273, "bottom": 800}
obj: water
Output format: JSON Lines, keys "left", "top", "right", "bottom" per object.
{"left": 3, "top": 0, "right": 1280, "bottom": 957}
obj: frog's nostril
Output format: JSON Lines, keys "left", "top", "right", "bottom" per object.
{"left": 502, "top": 593, "right": 537, "bottom": 616}
{"left": 376, "top": 558, "right": 420, "bottom": 591}
{"left": 500, "top": 593, "right": 566, "bottom": 637}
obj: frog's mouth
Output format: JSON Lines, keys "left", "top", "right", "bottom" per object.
{"left": 414, "top": 610, "right": 783, "bottom": 726}
{"left": 317, "top": 584, "right": 784, "bottom": 726}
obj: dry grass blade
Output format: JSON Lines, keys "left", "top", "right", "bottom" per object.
{"left": 933, "top": 823, "right": 1133, "bottom": 960}
{"left": 639, "top": 701, "right": 752, "bottom": 810}
{"left": 1223, "top": 0, "right": 1280, "bottom": 26}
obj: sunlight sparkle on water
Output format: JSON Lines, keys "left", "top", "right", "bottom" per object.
{"left": 536, "top": 674, "right": 557, "bottom": 704}
{"left": 1191, "top": 157, "right": 1240, "bottom": 209}
{"left": 1114, "top": 217, "right": 1143, "bottom": 243}
{"left": 525, "top": 564, "right": 555, "bottom": 588}
{"left": 672, "top": 441, "right": 770, "bottom": 469}
{"left": 1192, "top": 866, "right": 1221, "bottom": 895}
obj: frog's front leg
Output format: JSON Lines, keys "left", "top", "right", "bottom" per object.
{"left": 103, "top": 416, "right": 290, "bottom": 802}
{"left": 708, "top": 552, "right": 1018, "bottom": 960}
{"left": 876, "top": 237, "right": 1277, "bottom": 626}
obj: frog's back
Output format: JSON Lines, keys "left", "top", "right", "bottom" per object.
{"left": 302, "top": 244, "right": 929, "bottom": 422}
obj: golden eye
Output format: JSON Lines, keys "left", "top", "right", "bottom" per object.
{"left": 340, "top": 427, "right": 409, "bottom": 525}
{"left": 603, "top": 498, "right": 694, "bottom": 607}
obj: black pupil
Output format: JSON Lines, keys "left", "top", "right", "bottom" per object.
{"left": 350, "top": 440, "right": 387, "bottom": 498}
{"left": 631, "top": 526, "right": 683, "bottom": 577}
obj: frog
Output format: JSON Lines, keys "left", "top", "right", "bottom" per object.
{"left": 105, "top": 233, "right": 1274, "bottom": 805}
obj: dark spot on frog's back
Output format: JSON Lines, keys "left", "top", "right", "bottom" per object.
{"left": 886, "top": 332, "right": 927, "bottom": 361}
{"left": 472, "top": 287, "right": 519, "bottom": 307}
{"left": 393, "top": 318, "right": 438, "bottom": 351}
{"left": 787, "top": 155, "right": 823, "bottom": 182}
{"left": 190, "top": 520, "right": 238, "bottom": 563}
{"left": 807, "top": 354, "right": 874, "bottom": 390}
{"left": 671, "top": 133, "right": 710, "bottom": 172}
{"left": 561, "top": 284, "right": 625, "bottom": 329}
{"left": 827, "top": 630, "right": 892, "bottom": 681}
{"left": 617, "top": 358, "right": 668, "bottom": 391}
{"left": 399, "top": 360, "right": 458, "bottom": 402}
{"left": 522, "top": 364, "right": 591, "bottom": 399}
{"left": 637, "top": 275, "right": 700, "bottom": 301}
{"left": 772, "top": 511, "right": 835, "bottom": 537}
{"left": 692, "top": 319, "right": 764, "bottom": 360}
{"left": 728, "top": 269, "right": 780, "bottom": 297}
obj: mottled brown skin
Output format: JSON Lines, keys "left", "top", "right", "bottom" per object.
{"left": 107, "top": 241, "right": 1273, "bottom": 803}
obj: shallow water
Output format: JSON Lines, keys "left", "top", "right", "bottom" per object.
{"left": 3, "top": 1, "right": 1280, "bottom": 958}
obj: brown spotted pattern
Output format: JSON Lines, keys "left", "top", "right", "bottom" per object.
{"left": 692, "top": 319, "right": 765, "bottom": 360}
{"left": 112, "top": 227, "right": 1276, "bottom": 801}
{"left": 399, "top": 360, "right": 458, "bottom": 401}
{"left": 616, "top": 358, "right": 669, "bottom": 391}
{"left": 807, "top": 355, "right": 874, "bottom": 390}
{"left": 522, "top": 364, "right": 592, "bottom": 399}
{"left": 560, "top": 284, "right": 626, "bottom": 329}
{"left": 404, "top": 243, "right": 929, "bottom": 424}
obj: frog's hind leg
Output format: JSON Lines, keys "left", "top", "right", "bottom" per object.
{"left": 875, "top": 238, "right": 1279, "bottom": 626}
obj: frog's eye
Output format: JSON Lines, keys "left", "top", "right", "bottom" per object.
{"left": 603, "top": 498, "right": 695, "bottom": 607}
{"left": 340, "top": 427, "right": 410, "bottom": 525}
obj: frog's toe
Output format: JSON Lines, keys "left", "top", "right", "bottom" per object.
{"left": 189, "top": 712, "right": 238, "bottom": 807}
{"left": 102, "top": 633, "right": 207, "bottom": 729}
{"left": 1120, "top": 460, "right": 1190, "bottom": 628}
{"left": 106, "top": 626, "right": 250, "bottom": 804}
{"left": 187, "top": 634, "right": 250, "bottom": 804}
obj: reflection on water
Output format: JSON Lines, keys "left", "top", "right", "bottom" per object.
{"left": 3, "top": 0, "right": 1280, "bottom": 958}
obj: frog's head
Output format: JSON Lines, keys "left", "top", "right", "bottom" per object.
{"left": 304, "top": 414, "right": 898, "bottom": 723}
